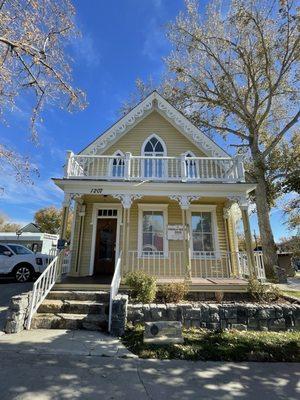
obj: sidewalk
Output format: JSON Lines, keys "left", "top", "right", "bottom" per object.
{"left": 0, "top": 329, "right": 299, "bottom": 399}
{"left": 0, "top": 329, "right": 136, "bottom": 358}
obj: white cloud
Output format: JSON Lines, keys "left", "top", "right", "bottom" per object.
{"left": 71, "top": 33, "right": 101, "bottom": 68}
{"left": 0, "top": 171, "right": 63, "bottom": 209}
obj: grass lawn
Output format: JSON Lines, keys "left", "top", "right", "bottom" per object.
{"left": 283, "top": 291, "right": 300, "bottom": 299}
{"left": 122, "top": 325, "right": 300, "bottom": 362}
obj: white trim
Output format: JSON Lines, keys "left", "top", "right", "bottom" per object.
{"left": 69, "top": 201, "right": 77, "bottom": 252}
{"left": 54, "top": 178, "right": 256, "bottom": 197}
{"left": 182, "top": 151, "right": 196, "bottom": 157}
{"left": 141, "top": 133, "right": 167, "bottom": 179}
{"left": 109, "top": 150, "right": 125, "bottom": 178}
{"left": 89, "top": 203, "right": 122, "bottom": 276}
{"left": 182, "top": 151, "right": 199, "bottom": 179}
{"left": 79, "top": 92, "right": 228, "bottom": 158}
{"left": 187, "top": 205, "right": 220, "bottom": 258}
{"left": 138, "top": 203, "right": 168, "bottom": 258}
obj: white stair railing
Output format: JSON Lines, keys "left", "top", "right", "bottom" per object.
{"left": 26, "top": 249, "right": 68, "bottom": 329}
{"left": 108, "top": 251, "right": 122, "bottom": 333}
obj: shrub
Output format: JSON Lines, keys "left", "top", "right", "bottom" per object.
{"left": 215, "top": 291, "right": 224, "bottom": 303}
{"left": 159, "top": 281, "right": 188, "bottom": 303}
{"left": 248, "top": 278, "right": 282, "bottom": 302}
{"left": 125, "top": 271, "right": 157, "bottom": 303}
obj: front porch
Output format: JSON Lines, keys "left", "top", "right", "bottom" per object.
{"left": 55, "top": 275, "right": 249, "bottom": 292}
{"left": 55, "top": 187, "right": 265, "bottom": 288}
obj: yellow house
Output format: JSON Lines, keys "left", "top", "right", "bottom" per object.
{"left": 52, "top": 92, "right": 265, "bottom": 289}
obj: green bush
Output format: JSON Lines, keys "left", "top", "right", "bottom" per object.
{"left": 159, "top": 281, "right": 188, "bottom": 303}
{"left": 248, "top": 278, "right": 282, "bottom": 302}
{"left": 125, "top": 271, "right": 157, "bottom": 303}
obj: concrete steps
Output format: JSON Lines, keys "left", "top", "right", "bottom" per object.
{"left": 31, "top": 290, "right": 110, "bottom": 332}
{"left": 31, "top": 313, "right": 108, "bottom": 331}
{"left": 37, "top": 299, "right": 108, "bottom": 315}
{"left": 46, "top": 290, "right": 110, "bottom": 302}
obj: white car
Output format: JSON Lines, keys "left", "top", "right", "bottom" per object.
{"left": 0, "top": 243, "right": 50, "bottom": 282}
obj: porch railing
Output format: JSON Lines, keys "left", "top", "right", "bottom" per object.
{"left": 108, "top": 250, "right": 122, "bottom": 333}
{"left": 238, "top": 251, "right": 266, "bottom": 280}
{"left": 191, "top": 251, "right": 232, "bottom": 278}
{"left": 65, "top": 153, "right": 245, "bottom": 183}
{"left": 26, "top": 249, "right": 70, "bottom": 329}
{"left": 125, "top": 250, "right": 265, "bottom": 280}
{"left": 126, "top": 251, "right": 186, "bottom": 277}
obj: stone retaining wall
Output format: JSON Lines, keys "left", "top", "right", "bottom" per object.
{"left": 127, "top": 302, "right": 300, "bottom": 332}
{"left": 4, "top": 292, "right": 32, "bottom": 334}
{"left": 111, "top": 294, "right": 128, "bottom": 336}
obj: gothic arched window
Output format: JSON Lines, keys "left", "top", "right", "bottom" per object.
{"left": 111, "top": 150, "right": 125, "bottom": 178}
{"left": 141, "top": 134, "right": 167, "bottom": 179}
{"left": 184, "top": 151, "right": 198, "bottom": 179}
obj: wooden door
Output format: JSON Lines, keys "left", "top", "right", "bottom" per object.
{"left": 93, "top": 218, "right": 117, "bottom": 276}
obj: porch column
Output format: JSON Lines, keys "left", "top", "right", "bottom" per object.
{"left": 74, "top": 203, "right": 86, "bottom": 274}
{"left": 223, "top": 203, "right": 237, "bottom": 277}
{"left": 112, "top": 193, "right": 142, "bottom": 274}
{"left": 181, "top": 207, "right": 191, "bottom": 279}
{"left": 169, "top": 195, "right": 201, "bottom": 280}
{"left": 239, "top": 200, "right": 256, "bottom": 278}
{"left": 59, "top": 193, "right": 71, "bottom": 240}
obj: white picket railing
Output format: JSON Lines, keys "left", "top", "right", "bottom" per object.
{"left": 66, "top": 153, "right": 245, "bottom": 183}
{"left": 126, "top": 250, "right": 185, "bottom": 277}
{"left": 125, "top": 250, "right": 265, "bottom": 280}
{"left": 26, "top": 249, "right": 70, "bottom": 329}
{"left": 191, "top": 251, "right": 232, "bottom": 278}
{"left": 237, "top": 251, "right": 266, "bottom": 280}
{"left": 108, "top": 251, "right": 122, "bottom": 332}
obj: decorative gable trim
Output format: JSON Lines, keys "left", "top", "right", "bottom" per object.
{"left": 80, "top": 91, "right": 228, "bottom": 158}
{"left": 156, "top": 95, "right": 228, "bottom": 157}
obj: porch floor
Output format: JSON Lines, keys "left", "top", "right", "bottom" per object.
{"left": 55, "top": 276, "right": 248, "bottom": 292}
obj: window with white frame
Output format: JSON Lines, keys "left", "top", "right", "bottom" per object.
{"left": 111, "top": 150, "right": 125, "bottom": 178}
{"left": 184, "top": 151, "right": 198, "bottom": 179}
{"left": 141, "top": 134, "right": 166, "bottom": 178}
{"left": 189, "top": 206, "right": 219, "bottom": 256}
{"left": 138, "top": 204, "right": 168, "bottom": 256}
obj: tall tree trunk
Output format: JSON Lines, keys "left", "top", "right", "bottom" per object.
{"left": 250, "top": 144, "right": 281, "bottom": 281}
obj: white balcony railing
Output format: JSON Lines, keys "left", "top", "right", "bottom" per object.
{"left": 65, "top": 152, "right": 245, "bottom": 183}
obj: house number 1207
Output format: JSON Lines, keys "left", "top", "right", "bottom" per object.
{"left": 90, "top": 188, "right": 103, "bottom": 194}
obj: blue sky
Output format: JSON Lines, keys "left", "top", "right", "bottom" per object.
{"left": 0, "top": 0, "right": 295, "bottom": 241}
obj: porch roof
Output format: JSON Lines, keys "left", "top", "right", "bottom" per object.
{"left": 52, "top": 178, "right": 256, "bottom": 198}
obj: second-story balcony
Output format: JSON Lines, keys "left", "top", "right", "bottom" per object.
{"left": 64, "top": 152, "right": 245, "bottom": 183}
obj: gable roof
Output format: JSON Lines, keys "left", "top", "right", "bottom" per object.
{"left": 19, "top": 223, "right": 41, "bottom": 233}
{"left": 80, "top": 91, "right": 228, "bottom": 158}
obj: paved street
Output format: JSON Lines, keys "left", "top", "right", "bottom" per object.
{"left": 0, "top": 329, "right": 299, "bottom": 400}
{"left": 278, "top": 273, "right": 300, "bottom": 292}
{"left": 0, "top": 280, "right": 32, "bottom": 331}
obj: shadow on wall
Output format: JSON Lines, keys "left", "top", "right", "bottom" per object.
{"left": 0, "top": 330, "right": 299, "bottom": 399}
